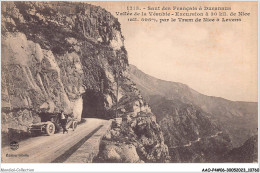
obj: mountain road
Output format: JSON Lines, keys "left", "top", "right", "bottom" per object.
{"left": 1, "top": 118, "right": 109, "bottom": 163}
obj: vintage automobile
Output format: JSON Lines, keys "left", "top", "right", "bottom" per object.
{"left": 28, "top": 112, "right": 78, "bottom": 136}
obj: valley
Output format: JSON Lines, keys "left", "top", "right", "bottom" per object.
{"left": 129, "top": 64, "right": 258, "bottom": 162}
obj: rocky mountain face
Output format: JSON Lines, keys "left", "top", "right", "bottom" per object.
{"left": 222, "top": 135, "right": 258, "bottom": 163}
{"left": 2, "top": 1, "right": 126, "bottom": 130}
{"left": 1, "top": 2, "right": 169, "bottom": 162}
{"left": 147, "top": 95, "right": 232, "bottom": 162}
{"left": 129, "top": 65, "right": 258, "bottom": 162}
{"left": 94, "top": 77, "right": 169, "bottom": 162}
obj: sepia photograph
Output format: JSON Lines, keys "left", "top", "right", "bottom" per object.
{"left": 0, "top": 0, "right": 258, "bottom": 172}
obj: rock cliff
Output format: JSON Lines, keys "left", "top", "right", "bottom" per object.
{"left": 2, "top": 1, "right": 126, "bottom": 130}
{"left": 1, "top": 1, "right": 169, "bottom": 162}
{"left": 95, "top": 82, "right": 169, "bottom": 162}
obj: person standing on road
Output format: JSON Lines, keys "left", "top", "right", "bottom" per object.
{"left": 60, "top": 110, "right": 68, "bottom": 134}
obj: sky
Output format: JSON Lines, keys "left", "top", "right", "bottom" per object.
{"left": 89, "top": 1, "right": 258, "bottom": 102}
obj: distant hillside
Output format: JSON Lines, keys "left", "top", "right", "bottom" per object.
{"left": 223, "top": 135, "right": 258, "bottom": 163}
{"left": 150, "top": 95, "right": 232, "bottom": 162}
{"left": 129, "top": 64, "right": 258, "bottom": 148}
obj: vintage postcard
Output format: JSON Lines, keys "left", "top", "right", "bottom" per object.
{"left": 1, "top": 0, "right": 258, "bottom": 172}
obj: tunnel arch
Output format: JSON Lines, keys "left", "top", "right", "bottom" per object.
{"left": 81, "top": 89, "right": 107, "bottom": 119}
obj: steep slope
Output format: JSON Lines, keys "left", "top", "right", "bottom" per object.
{"left": 1, "top": 2, "right": 169, "bottom": 162}
{"left": 223, "top": 135, "right": 258, "bottom": 163}
{"left": 94, "top": 78, "right": 169, "bottom": 162}
{"left": 129, "top": 65, "right": 258, "bottom": 148}
{"left": 149, "top": 95, "right": 232, "bottom": 162}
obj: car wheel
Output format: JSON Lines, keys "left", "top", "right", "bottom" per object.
{"left": 72, "top": 121, "right": 78, "bottom": 131}
{"left": 46, "top": 122, "right": 55, "bottom": 136}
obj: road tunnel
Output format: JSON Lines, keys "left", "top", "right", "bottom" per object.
{"left": 81, "top": 89, "right": 107, "bottom": 119}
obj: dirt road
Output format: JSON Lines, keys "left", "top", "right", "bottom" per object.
{"left": 1, "top": 118, "right": 108, "bottom": 163}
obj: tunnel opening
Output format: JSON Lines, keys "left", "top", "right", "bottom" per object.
{"left": 81, "top": 89, "right": 107, "bottom": 119}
